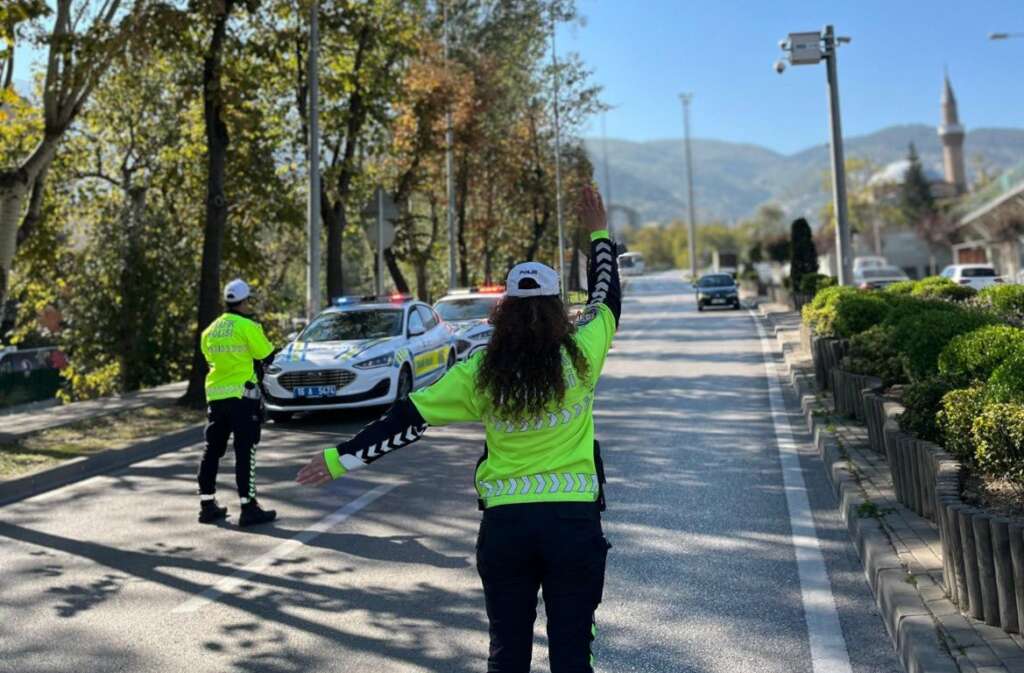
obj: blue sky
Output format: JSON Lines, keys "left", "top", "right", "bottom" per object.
{"left": 562, "top": 0, "right": 1024, "bottom": 153}
{"left": 13, "top": 1, "right": 1024, "bottom": 155}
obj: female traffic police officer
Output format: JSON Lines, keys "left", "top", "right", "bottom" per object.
{"left": 297, "top": 184, "right": 620, "bottom": 672}
{"left": 197, "top": 278, "right": 278, "bottom": 527}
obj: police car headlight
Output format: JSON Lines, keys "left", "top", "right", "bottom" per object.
{"left": 267, "top": 364, "right": 282, "bottom": 375}
{"left": 354, "top": 352, "right": 394, "bottom": 369}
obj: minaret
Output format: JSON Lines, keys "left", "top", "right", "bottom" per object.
{"left": 938, "top": 73, "right": 967, "bottom": 194}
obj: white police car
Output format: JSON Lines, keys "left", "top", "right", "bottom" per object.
{"left": 262, "top": 294, "right": 455, "bottom": 421}
{"left": 434, "top": 286, "right": 503, "bottom": 362}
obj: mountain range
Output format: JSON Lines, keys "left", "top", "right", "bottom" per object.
{"left": 585, "top": 125, "right": 1024, "bottom": 226}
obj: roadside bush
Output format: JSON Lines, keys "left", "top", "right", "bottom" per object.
{"left": 972, "top": 403, "right": 1024, "bottom": 491}
{"left": 911, "top": 276, "right": 977, "bottom": 302}
{"left": 987, "top": 353, "right": 1024, "bottom": 404}
{"left": 799, "top": 272, "right": 836, "bottom": 297}
{"left": 802, "top": 286, "right": 889, "bottom": 338}
{"left": 891, "top": 307, "right": 994, "bottom": 380}
{"left": 938, "top": 325, "right": 1024, "bottom": 387}
{"left": 885, "top": 280, "right": 917, "bottom": 296}
{"left": 978, "top": 284, "right": 1024, "bottom": 324}
{"left": 936, "top": 386, "right": 987, "bottom": 462}
{"left": 842, "top": 324, "right": 905, "bottom": 385}
{"left": 899, "top": 377, "right": 952, "bottom": 443}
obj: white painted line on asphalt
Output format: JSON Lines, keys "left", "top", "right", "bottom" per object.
{"left": 172, "top": 482, "right": 400, "bottom": 614}
{"left": 750, "top": 310, "right": 854, "bottom": 673}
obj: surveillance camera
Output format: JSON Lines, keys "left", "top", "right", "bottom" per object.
{"left": 774, "top": 59, "right": 787, "bottom": 74}
{"left": 778, "top": 39, "right": 789, "bottom": 51}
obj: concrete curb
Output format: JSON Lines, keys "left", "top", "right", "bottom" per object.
{"left": 759, "top": 305, "right": 959, "bottom": 673}
{"left": 0, "top": 423, "right": 204, "bottom": 507}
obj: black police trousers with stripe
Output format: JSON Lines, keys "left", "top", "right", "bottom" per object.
{"left": 476, "top": 501, "right": 611, "bottom": 673}
{"left": 197, "top": 397, "right": 261, "bottom": 500}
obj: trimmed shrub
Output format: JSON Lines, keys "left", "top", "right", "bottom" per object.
{"left": 885, "top": 279, "right": 917, "bottom": 296}
{"left": 910, "top": 276, "right": 977, "bottom": 302}
{"left": 790, "top": 217, "right": 818, "bottom": 292}
{"left": 891, "top": 307, "right": 994, "bottom": 380}
{"left": 802, "top": 286, "right": 889, "bottom": 338}
{"left": 799, "top": 272, "right": 836, "bottom": 297}
{"left": 842, "top": 324, "right": 905, "bottom": 385}
{"left": 971, "top": 403, "right": 1024, "bottom": 491}
{"left": 987, "top": 353, "right": 1024, "bottom": 404}
{"left": 978, "top": 284, "right": 1024, "bottom": 323}
{"left": 938, "top": 325, "right": 1024, "bottom": 387}
{"left": 899, "top": 377, "right": 952, "bottom": 442}
{"left": 936, "top": 386, "right": 987, "bottom": 462}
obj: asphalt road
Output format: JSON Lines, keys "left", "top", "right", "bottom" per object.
{"left": 0, "top": 272, "right": 904, "bottom": 673}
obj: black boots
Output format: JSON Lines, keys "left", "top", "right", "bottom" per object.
{"left": 198, "top": 499, "right": 228, "bottom": 524}
{"left": 238, "top": 500, "right": 277, "bottom": 527}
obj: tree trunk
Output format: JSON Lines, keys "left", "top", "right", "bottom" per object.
{"left": 120, "top": 185, "right": 148, "bottom": 392}
{"left": 183, "top": 3, "right": 234, "bottom": 408}
{"left": 324, "top": 193, "right": 344, "bottom": 299}
{"left": 414, "top": 262, "right": 429, "bottom": 302}
{"left": 383, "top": 248, "right": 410, "bottom": 294}
{"left": 456, "top": 157, "right": 470, "bottom": 287}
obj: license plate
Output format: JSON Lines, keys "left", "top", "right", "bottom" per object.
{"left": 711, "top": 298, "right": 726, "bottom": 304}
{"left": 294, "top": 385, "right": 337, "bottom": 398}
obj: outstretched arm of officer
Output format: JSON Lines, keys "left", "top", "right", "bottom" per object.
{"left": 579, "top": 184, "right": 621, "bottom": 326}
{"left": 296, "top": 399, "right": 429, "bottom": 486}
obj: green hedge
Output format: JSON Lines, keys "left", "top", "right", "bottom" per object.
{"left": 899, "top": 377, "right": 951, "bottom": 442}
{"left": 802, "top": 286, "right": 890, "bottom": 338}
{"left": 842, "top": 324, "right": 904, "bottom": 386}
{"left": 978, "top": 284, "right": 1024, "bottom": 323}
{"left": 910, "top": 276, "right": 977, "bottom": 302}
{"left": 972, "top": 403, "right": 1024, "bottom": 490}
{"left": 938, "top": 325, "right": 1024, "bottom": 387}
{"left": 798, "top": 272, "right": 836, "bottom": 297}
{"left": 987, "top": 354, "right": 1024, "bottom": 404}
{"left": 937, "top": 386, "right": 987, "bottom": 462}
{"left": 890, "top": 307, "right": 994, "bottom": 380}
{"left": 885, "top": 280, "right": 917, "bottom": 296}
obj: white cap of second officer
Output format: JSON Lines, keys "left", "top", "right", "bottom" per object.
{"left": 224, "top": 278, "right": 251, "bottom": 303}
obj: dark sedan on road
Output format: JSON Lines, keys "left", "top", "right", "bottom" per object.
{"left": 694, "top": 273, "right": 740, "bottom": 311}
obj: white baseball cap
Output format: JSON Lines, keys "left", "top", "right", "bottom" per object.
{"left": 505, "top": 262, "right": 561, "bottom": 298}
{"left": 224, "top": 278, "right": 251, "bottom": 303}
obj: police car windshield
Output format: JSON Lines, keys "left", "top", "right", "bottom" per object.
{"left": 698, "top": 275, "right": 734, "bottom": 288}
{"left": 435, "top": 297, "right": 500, "bottom": 321}
{"left": 301, "top": 309, "right": 403, "bottom": 342}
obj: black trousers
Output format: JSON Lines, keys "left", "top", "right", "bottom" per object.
{"left": 476, "top": 502, "right": 611, "bottom": 673}
{"left": 197, "top": 397, "right": 261, "bottom": 500}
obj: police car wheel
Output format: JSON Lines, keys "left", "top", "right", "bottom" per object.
{"left": 396, "top": 366, "right": 413, "bottom": 400}
{"left": 268, "top": 411, "right": 293, "bottom": 423}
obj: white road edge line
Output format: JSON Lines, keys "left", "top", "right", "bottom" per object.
{"left": 750, "top": 310, "right": 854, "bottom": 673}
{"left": 172, "top": 482, "right": 400, "bottom": 614}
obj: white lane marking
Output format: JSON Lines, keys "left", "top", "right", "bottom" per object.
{"left": 750, "top": 310, "right": 854, "bottom": 673}
{"left": 172, "top": 482, "right": 400, "bottom": 614}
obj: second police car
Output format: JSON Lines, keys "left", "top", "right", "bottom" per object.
{"left": 433, "top": 286, "right": 504, "bottom": 362}
{"left": 262, "top": 294, "right": 456, "bottom": 421}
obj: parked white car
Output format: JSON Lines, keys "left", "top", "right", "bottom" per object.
{"left": 262, "top": 295, "right": 455, "bottom": 421}
{"left": 939, "top": 264, "right": 1004, "bottom": 291}
{"left": 853, "top": 265, "right": 909, "bottom": 290}
{"left": 434, "top": 287, "right": 504, "bottom": 362}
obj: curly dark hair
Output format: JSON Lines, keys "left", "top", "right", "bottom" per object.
{"left": 476, "top": 295, "right": 590, "bottom": 421}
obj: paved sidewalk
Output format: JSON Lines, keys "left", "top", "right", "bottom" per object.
{"left": 0, "top": 381, "right": 187, "bottom": 442}
{"left": 762, "top": 301, "right": 1024, "bottom": 673}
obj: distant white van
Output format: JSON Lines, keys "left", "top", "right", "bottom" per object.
{"left": 618, "top": 252, "right": 645, "bottom": 277}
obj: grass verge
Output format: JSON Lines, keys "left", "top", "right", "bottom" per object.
{"left": 0, "top": 405, "right": 204, "bottom": 481}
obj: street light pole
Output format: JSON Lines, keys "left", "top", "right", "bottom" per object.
{"left": 444, "top": 2, "right": 457, "bottom": 291}
{"left": 679, "top": 93, "right": 698, "bottom": 281}
{"left": 551, "top": 11, "right": 566, "bottom": 301}
{"left": 306, "top": 0, "right": 321, "bottom": 317}
{"left": 823, "top": 26, "right": 853, "bottom": 286}
{"left": 776, "top": 26, "right": 853, "bottom": 286}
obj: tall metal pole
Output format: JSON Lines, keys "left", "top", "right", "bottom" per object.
{"left": 376, "top": 188, "right": 385, "bottom": 296}
{"left": 824, "top": 26, "right": 852, "bottom": 286}
{"left": 306, "top": 0, "right": 321, "bottom": 317}
{"left": 601, "top": 112, "right": 614, "bottom": 239}
{"left": 680, "top": 93, "right": 697, "bottom": 280}
{"left": 444, "top": 3, "right": 457, "bottom": 291}
{"left": 551, "top": 13, "right": 566, "bottom": 301}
